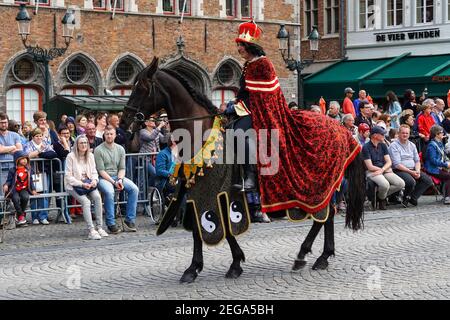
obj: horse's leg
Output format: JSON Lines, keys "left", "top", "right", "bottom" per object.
{"left": 312, "top": 210, "right": 335, "bottom": 270}
{"left": 180, "top": 217, "right": 204, "bottom": 283}
{"left": 292, "top": 219, "right": 324, "bottom": 270}
{"left": 225, "top": 231, "right": 246, "bottom": 279}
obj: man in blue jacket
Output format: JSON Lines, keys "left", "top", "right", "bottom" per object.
{"left": 155, "top": 136, "right": 185, "bottom": 226}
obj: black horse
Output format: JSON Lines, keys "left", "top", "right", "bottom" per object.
{"left": 120, "top": 57, "right": 365, "bottom": 283}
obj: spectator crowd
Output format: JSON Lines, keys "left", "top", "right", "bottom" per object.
{"left": 296, "top": 87, "right": 450, "bottom": 212}
{"left": 2, "top": 86, "right": 450, "bottom": 238}
{"left": 0, "top": 109, "right": 173, "bottom": 240}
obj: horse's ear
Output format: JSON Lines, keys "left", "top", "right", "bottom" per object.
{"left": 147, "top": 57, "right": 159, "bottom": 79}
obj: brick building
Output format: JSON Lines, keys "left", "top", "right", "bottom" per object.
{"left": 0, "top": 0, "right": 308, "bottom": 123}
{"left": 299, "top": 0, "right": 345, "bottom": 74}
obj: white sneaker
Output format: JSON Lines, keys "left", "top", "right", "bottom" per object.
{"left": 32, "top": 219, "right": 40, "bottom": 225}
{"left": 445, "top": 197, "right": 450, "bottom": 204}
{"left": 40, "top": 219, "right": 50, "bottom": 225}
{"left": 261, "top": 212, "right": 271, "bottom": 223}
{"left": 97, "top": 228, "right": 109, "bottom": 237}
{"left": 88, "top": 229, "right": 101, "bottom": 240}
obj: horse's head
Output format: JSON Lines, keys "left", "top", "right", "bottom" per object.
{"left": 120, "top": 57, "right": 167, "bottom": 132}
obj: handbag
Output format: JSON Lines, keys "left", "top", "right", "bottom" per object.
{"left": 32, "top": 173, "right": 47, "bottom": 193}
{"left": 73, "top": 178, "right": 97, "bottom": 196}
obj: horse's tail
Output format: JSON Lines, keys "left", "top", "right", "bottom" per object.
{"left": 344, "top": 153, "right": 365, "bottom": 231}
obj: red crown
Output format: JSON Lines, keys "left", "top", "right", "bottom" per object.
{"left": 235, "top": 21, "right": 262, "bottom": 44}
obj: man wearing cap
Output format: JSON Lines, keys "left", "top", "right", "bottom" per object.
{"left": 362, "top": 125, "right": 405, "bottom": 210}
{"left": 342, "top": 87, "right": 356, "bottom": 118}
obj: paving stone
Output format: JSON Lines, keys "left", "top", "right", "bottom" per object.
{"left": 0, "top": 196, "right": 449, "bottom": 299}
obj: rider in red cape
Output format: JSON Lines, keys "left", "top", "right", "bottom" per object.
{"left": 231, "top": 21, "right": 361, "bottom": 214}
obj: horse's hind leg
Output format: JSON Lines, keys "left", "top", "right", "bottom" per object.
{"left": 312, "top": 211, "right": 335, "bottom": 270}
{"left": 180, "top": 219, "right": 204, "bottom": 283}
{"left": 225, "top": 233, "right": 246, "bottom": 279}
{"left": 292, "top": 219, "right": 323, "bottom": 271}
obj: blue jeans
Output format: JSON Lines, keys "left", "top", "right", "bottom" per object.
{"left": 97, "top": 176, "right": 139, "bottom": 227}
{"left": 147, "top": 162, "right": 156, "bottom": 187}
{"left": 31, "top": 172, "right": 50, "bottom": 221}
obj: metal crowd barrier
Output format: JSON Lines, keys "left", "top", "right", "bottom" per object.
{"left": 64, "top": 152, "right": 159, "bottom": 220}
{"left": 0, "top": 158, "right": 69, "bottom": 225}
{"left": 1, "top": 152, "right": 159, "bottom": 227}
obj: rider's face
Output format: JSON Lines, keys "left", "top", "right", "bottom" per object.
{"left": 237, "top": 42, "right": 251, "bottom": 61}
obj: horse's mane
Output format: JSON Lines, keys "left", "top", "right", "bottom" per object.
{"left": 161, "top": 68, "right": 217, "bottom": 115}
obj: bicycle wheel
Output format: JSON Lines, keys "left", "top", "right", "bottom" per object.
{"left": 150, "top": 188, "right": 163, "bottom": 224}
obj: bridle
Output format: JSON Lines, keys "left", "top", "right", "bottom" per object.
{"left": 124, "top": 70, "right": 224, "bottom": 129}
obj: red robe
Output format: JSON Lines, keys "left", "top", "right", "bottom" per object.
{"left": 241, "top": 56, "right": 361, "bottom": 214}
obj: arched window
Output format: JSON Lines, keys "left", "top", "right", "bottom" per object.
{"left": 6, "top": 87, "right": 41, "bottom": 124}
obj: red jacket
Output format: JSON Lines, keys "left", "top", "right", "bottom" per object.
{"left": 342, "top": 97, "right": 356, "bottom": 118}
{"left": 417, "top": 113, "right": 436, "bottom": 138}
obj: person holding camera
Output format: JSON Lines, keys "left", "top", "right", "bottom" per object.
{"left": 94, "top": 125, "right": 139, "bottom": 234}
{"left": 139, "top": 114, "right": 169, "bottom": 187}
{"left": 65, "top": 135, "right": 106, "bottom": 240}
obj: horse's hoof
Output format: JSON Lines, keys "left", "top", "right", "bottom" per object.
{"left": 292, "top": 258, "right": 307, "bottom": 271}
{"left": 312, "top": 257, "right": 329, "bottom": 270}
{"left": 180, "top": 271, "right": 198, "bottom": 283}
{"left": 225, "top": 266, "right": 243, "bottom": 279}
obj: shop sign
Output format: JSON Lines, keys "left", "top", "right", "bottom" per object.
{"left": 375, "top": 28, "right": 440, "bottom": 42}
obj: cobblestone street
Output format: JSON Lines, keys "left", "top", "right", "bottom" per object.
{"left": 0, "top": 196, "right": 449, "bottom": 300}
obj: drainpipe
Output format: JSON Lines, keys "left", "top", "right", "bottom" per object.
{"left": 340, "top": 0, "right": 345, "bottom": 58}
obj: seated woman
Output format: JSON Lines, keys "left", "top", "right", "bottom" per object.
{"left": 424, "top": 125, "right": 450, "bottom": 204}
{"left": 65, "top": 135, "right": 107, "bottom": 240}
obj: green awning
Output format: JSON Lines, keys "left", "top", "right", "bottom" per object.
{"left": 46, "top": 95, "right": 129, "bottom": 123}
{"left": 304, "top": 53, "right": 450, "bottom": 105}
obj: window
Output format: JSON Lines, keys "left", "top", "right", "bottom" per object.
{"left": 241, "top": 0, "right": 251, "bottom": 18}
{"left": 226, "top": 0, "right": 236, "bottom": 16}
{"left": 6, "top": 87, "right": 40, "bottom": 124}
{"left": 112, "top": 88, "right": 132, "bottom": 96}
{"left": 93, "top": 0, "right": 106, "bottom": 9}
{"left": 179, "top": 0, "right": 191, "bottom": 15}
{"left": 66, "top": 59, "right": 88, "bottom": 83}
{"left": 217, "top": 63, "right": 235, "bottom": 86}
{"left": 15, "top": 0, "right": 50, "bottom": 4}
{"left": 387, "top": 0, "right": 403, "bottom": 26}
{"left": 212, "top": 89, "right": 236, "bottom": 107}
{"left": 225, "top": 0, "right": 252, "bottom": 18}
{"left": 93, "top": 0, "right": 124, "bottom": 11}
{"left": 359, "top": 0, "right": 375, "bottom": 29}
{"left": 59, "top": 88, "right": 91, "bottom": 95}
{"left": 13, "top": 58, "right": 35, "bottom": 82}
{"left": 304, "top": 0, "right": 318, "bottom": 36}
{"left": 162, "top": 0, "right": 191, "bottom": 15}
{"left": 163, "top": 0, "right": 175, "bottom": 13}
{"left": 324, "top": 0, "right": 339, "bottom": 34}
{"left": 416, "top": 0, "right": 433, "bottom": 23}
{"left": 115, "top": 60, "right": 135, "bottom": 84}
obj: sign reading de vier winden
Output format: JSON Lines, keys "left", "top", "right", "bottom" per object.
{"left": 375, "top": 28, "right": 440, "bottom": 42}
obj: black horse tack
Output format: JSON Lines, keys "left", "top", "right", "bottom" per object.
{"left": 120, "top": 57, "right": 365, "bottom": 283}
